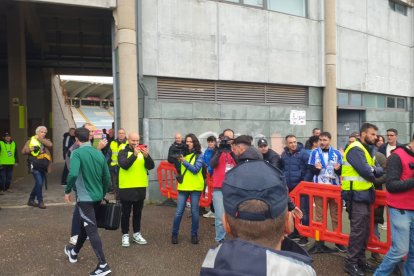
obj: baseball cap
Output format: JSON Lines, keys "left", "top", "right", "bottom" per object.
{"left": 222, "top": 160, "right": 288, "bottom": 221}
{"left": 4, "top": 132, "right": 10, "bottom": 137}
{"left": 233, "top": 135, "right": 252, "bottom": 146}
{"left": 257, "top": 138, "right": 268, "bottom": 147}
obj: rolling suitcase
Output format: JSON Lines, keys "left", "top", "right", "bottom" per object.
{"left": 96, "top": 199, "right": 121, "bottom": 230}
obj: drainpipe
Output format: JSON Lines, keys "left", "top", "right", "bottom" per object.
{"left": 323, "top": 0, "right": 338, "bottom": 147}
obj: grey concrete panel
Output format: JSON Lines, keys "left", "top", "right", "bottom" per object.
{"left": 142, "top": 76, "right": 158, "bottom": 99}
{"left": 306, "top": 106, "right": 323, "bottom": 120}
{"left": 161, "top": 102, "right": 193, "bottom": 118}
{"left": 231, "top": 120, "right": 270, "bottom": 140}
{"left": 142, "top": 0, "right": 159, "bottom": 76}
{"left": 147, "top": 99, "right": 162, "bottom": 118}
{"left": 389, "top": 43, "right": 411, "bottom": 95}
{"left": 367, "top": 0, "right": 389, "bottom": 39}
{"left": 192, "top": 103, "right": 221, "bottom": 119}
{"left": 366, "top": 36, "right": 390, "bottom": 93}
{"left": 269, "top": 106, "right": 291, "bottom": 121}
{"left": 148, "top": 118, "right": 164, "bottom": 140}
{"left": 219, "top": 104, "right": 248, "bottom": 119}
{"left": 365, "top": 110, "right": 410, "bottom": 123}
{"left": 308, "top": 87, "right": 323, "bottom": 106}
{"left": 246, "top": 105, "right": 270, "bottom": 120}
{"left": 338, "top": 0, "right": 367, "bottom": 32}
{"left": 147, "top": 139, "right": 164, "bottom": 160}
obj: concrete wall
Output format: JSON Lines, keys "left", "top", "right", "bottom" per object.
{"left": 337, "top": 0, "right": 413, "bottom": 96}
{"left": 142, "top": 0, "right": 322, "bottom": 86}
{"left": 141, "top": 76, "right": 323, "bottom": 202}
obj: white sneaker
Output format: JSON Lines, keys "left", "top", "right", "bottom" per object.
{"left": 380, "top": 224, "right": 387, "bottom": 230}
{"left": 69, "top": 235, "right": 78, "bottom": 246}
{"left": 122, "top": 234, "right": 130, "bottom": 247}
{"left": 186, "top": 202, "right": 191, "bottom": 208}
{"left": 203, "top": 210, "right": 215, "bottom": 218}
{"left": 132, "top": 232, "right": 147, "bottom": 245}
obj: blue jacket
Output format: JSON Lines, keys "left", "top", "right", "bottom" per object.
{"left": 281, "top": 143, "right": 310, "bottom": 190}
{"left": 203, "top": 147, "right": 216, "bottom": 175}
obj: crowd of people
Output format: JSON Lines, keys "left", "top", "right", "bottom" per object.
{"left": 1, "top": 122, "right": 413, "bottom": 276}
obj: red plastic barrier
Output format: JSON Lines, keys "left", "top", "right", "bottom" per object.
{"left": 156, "top": 161, "right": 213, "bottom": 207}
{"left": 289, "top": 181, "right": 391, "bottom": 254}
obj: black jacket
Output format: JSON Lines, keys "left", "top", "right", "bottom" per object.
{"left": 263, "top": 148, "right": 282, "bottom": 170}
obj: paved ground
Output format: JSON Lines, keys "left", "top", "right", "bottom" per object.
{"left": 0, "top": 162, "right": 376, "bottom": 275}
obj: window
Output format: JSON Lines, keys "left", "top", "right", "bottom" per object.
{"left": 350, "top": 93, "right": 362, "bottom": 106}
{"left": 338, "top": 92, "right": 348, "bottom": 106}
{"left": 389, "top": 0, "right": 407, "bottom": 16}
{"left": 267, "top": 0, "right": 306, "bottom": 17}
{"left": 244, "top": 0, "right": 263, "bottom": 7}
{"left": 386, "top": 96, "right": 406, "bottom": 110}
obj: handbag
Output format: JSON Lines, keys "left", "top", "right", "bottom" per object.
{"left": 96, "top": 199, "right": 121, "bottom": 230}
{"left": 175, "top": 154, "right": 196, "bottom": 184}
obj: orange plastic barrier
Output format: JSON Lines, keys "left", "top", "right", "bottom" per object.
{"left": 156, "top": 161, "right": 213, "bottom": 207}
{"left": 289, "top": 181, "right": 391, "bottom": 255}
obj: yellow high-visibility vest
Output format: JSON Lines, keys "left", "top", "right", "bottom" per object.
{"left": 29, "top": 136, "right": 42, "bottom": 157}
{"left": 110, "top": 140, "right": 128, "bottom": 166}
{"left": 178, "top": 153, "right": 204, "bottom": 192}
{"left": 342, "top": 141, "right": 375, "bottom": 191}
{"left": 119, "top": 151, "right": 148, "bottom": 188}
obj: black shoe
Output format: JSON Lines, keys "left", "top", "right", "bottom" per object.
{"left": 27, "top": 200, "right": 38, "bottom": 207}
{"left": 359, "top": 262, "right": 376, "bottom": 273}
{"left": 297, "top": 237, "right": 309, "bottom": 247}
{"left": 344, "top": 263, "right": 365, "bottom": 276}
{"left": 89, "top": 263, "right": 111, "bottom": 276}
{"left": 64, "top": 245, "right": 78, "bottom": 263}
{"left": 335, "top": 243, "right": 347, "bottom": 253}
{"left": 171, "top": 235, "right": 178, "bottom": 244}
{"left": 191, "top": 235, "right": 199, "bottom": 244}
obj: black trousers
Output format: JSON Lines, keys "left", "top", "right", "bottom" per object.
{"left": 121, "top": 200, "right": 144, "bottom": 235}
{"left": 75, "top": 201, "right": 107, "bottom": 265}
{"left": 346, "top": 201, "right": 371, "bottom": 265}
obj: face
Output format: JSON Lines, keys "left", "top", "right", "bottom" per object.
{"left": 376, "top": 136, "right": 384, "bottom": 148}
{"left": 4, "top": 136, "right": 11, "bottom": 142}
{"left": 186, "top": 137, "right": 194, "bottom": 150}
{"left": 223, "top": 130, "right": 234, "bottom": 139}
{"left": 348, "top": 137, "right": 356, "bottom": 144}
{"left": 232, "top": 143, "right": 244, "bottom": 156}
{"left": 258, "top": 144, "right": 268, "bottom": 154}
{"left": 386, "top": 131, "right": 397, "bottom": 144}
{"left": 84, "top": 124, "right": 95, "bottom": 140}
{"left": 313, "top": 129, "right": 321, "bottom": 136}
{"left": 318, "top": 135, "right": 331, "bottom": 149}
{"left": 128, "top": 133, "right": 140, "bottom": 148}
{"left": 207, "top": 140, "right": 216, "bottom": 149}
{"left": 118, "top": 129, "right": 126, "bottom": 141}
{"left": 361, "top": 128, "right": 377, "bottom": 145}
{"left": 175, "top": 133, "right": 182, "bottom": 144}
{"left": 108, "top": 129, "right": 114, "bottom": 137}
{"left": 69, "top": 129, "right": 75, "bottom": 136}
{"left": 286, "top": 137, "right": 297, "bottom": 152}
{"left": 37, "top": 128, "right": 47, "bottom": 139}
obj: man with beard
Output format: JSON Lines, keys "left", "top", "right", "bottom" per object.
{"left": 342, "top": 123, "right": 384, "bottom": 276}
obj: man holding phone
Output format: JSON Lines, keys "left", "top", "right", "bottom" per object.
{"left": 118, "top": 132, "right": 154, "bottom": 247}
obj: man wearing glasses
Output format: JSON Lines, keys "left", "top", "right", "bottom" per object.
{"left": 379, "top": 128, "right": 402, "bottom": 157}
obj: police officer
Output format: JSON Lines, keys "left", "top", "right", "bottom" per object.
{"left": 342, "top": 123, "right": 383, "bottom": 276}
{"left": 0, "top": 132, "right": 18, "bottom": 194}
{"left": 106, "top": 128, "right": 128, "bottom": 199}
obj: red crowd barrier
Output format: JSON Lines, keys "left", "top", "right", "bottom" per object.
{"left": 156, "top": 161, "right": 213, "bottom": 207}
{"left": 289, "top": 181, "right": 391, "bottom": 255}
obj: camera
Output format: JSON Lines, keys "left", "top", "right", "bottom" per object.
{"left": 170, "top": 143, "right": 187, "bottom": 159}
{"left": 102, "top": 134, "right": 107, "bottom": 140}
{"left": 219, "top": 137, "right": 232, "bottom": 151}
{"left": 33, "top": 146, "right": 40, "bottom": 153}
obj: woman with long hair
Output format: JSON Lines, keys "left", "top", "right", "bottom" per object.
{"left": 171, "top": 133, "right": 205, "bottom": 245}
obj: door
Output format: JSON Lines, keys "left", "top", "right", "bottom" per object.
{"left": 337, "top": 109, "right": 364, "bottom": 150}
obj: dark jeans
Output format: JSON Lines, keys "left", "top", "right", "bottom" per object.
{"left": 61, "top": 163, "right": 69, "bottom": 185}
{"left": 172, "top": 191, "right": 201, "bottom": 236}
{"left": 300, "top": 195, "right": 310, "bottom": 226}
{"left": 121, "top": 200, "right": 144, "bottom": 234}
{"left": 109, "top": 166, "right": 119, "bottom": 199}
{"left": 0, "top": 165, "right": 13, "bottom": 191}
{"left": 71, "top": 204, "right": 81, "bottom": 237}
{"left": 29, "top": 169, "right": 45, "bottom": 202}
{"left": 347, "top": 201, "right": 371, "bottom": 265}
{"left": 74, "top": 201, "right": 107, "bottom": 265}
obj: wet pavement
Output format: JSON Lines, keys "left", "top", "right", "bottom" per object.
{"left": 0, "top": 162, "right": 369, "bottom": 275}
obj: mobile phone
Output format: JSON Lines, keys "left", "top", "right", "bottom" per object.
{"left": 136, "top": 144, "right": 147, "bottom": 151}
{"left": 102, "top": 134, "right": 107, "bottom": 140}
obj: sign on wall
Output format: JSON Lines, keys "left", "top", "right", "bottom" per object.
{"left": 290, "top": 110, "right": 306, "bottom": 125}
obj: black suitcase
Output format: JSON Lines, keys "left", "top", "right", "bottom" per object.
{"left": 96, "top": 199, "right": 121, "bottom": 230}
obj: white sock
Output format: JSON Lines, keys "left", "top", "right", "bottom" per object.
{"left": 99, "top": 263, "right": 107, "bottom": 268}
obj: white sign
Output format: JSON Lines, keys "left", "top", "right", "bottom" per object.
{"left": 290, "top": 110, "right": 306, "bottom": 125}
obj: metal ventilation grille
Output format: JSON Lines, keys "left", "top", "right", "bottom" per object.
{"left": 157, "top": 77, "right": 308, "bottom": 105}
{"left": 157, "top": 78, "right": 215, "bottom": 102}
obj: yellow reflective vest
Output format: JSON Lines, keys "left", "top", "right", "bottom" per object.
{"left": 119, "top": 151, "right": 148, "bottom": 188}
{"left": 0, "top": 141, "right": 16, "bottom": 165}
{"left": 342, "top": 141, "right": 375, "bottom": 191}
{"left": 29, "top": 136, "right": 42, "bottom": 157}
{"left": 178, "top": 153, "right": 204, "bottom": 192}
{"left": 109, "top": 140, "right": 128, "bottom": 166}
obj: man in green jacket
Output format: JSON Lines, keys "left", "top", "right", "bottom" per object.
{"left": 64, "top": 127, "right": 111, "bottom": 276}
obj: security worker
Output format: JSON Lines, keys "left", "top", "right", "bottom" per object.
{"left": 0, "top": 132, "right": 18, "bottom": 194}
{"left": 106, "top": 128, "right": 128, "bottom": 199}
{"left": 342, "top": 123, "right": 383, "bottom": 276}
{"left": 118, "top": 132, "right": 154, "bottom": 247}
{"left": 22, "top": 126, "right": 53, "bottom": 209}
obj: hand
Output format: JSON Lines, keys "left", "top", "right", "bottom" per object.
{"left": 334, "top": 163, "right": 341, "bottom": 170}
{"left": 178, "top": 155, "right": 185, "bottom": 163}
{"left": 140, "top": 147, "right": 149, "bottom": 157}
{"left": 97, "top": 139, "right": 108, "bottom": 151}
{"left": 64, "top": 193, "right": 72, "bottom": 203}
{"left": 134, "top": 146, "right": 141, "bottom": 156}
{"left": 315, "top": 162, "right": 322, "bottom": 170}
{"left": 284, "top": 212, "right": 294, "bottom": 234}
{"left": 291, "top": 206, "right": 303, "bottom": 219}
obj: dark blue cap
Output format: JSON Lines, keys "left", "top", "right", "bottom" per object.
{"left": 222, "top": 160, "right": 288, "bottom": 221}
